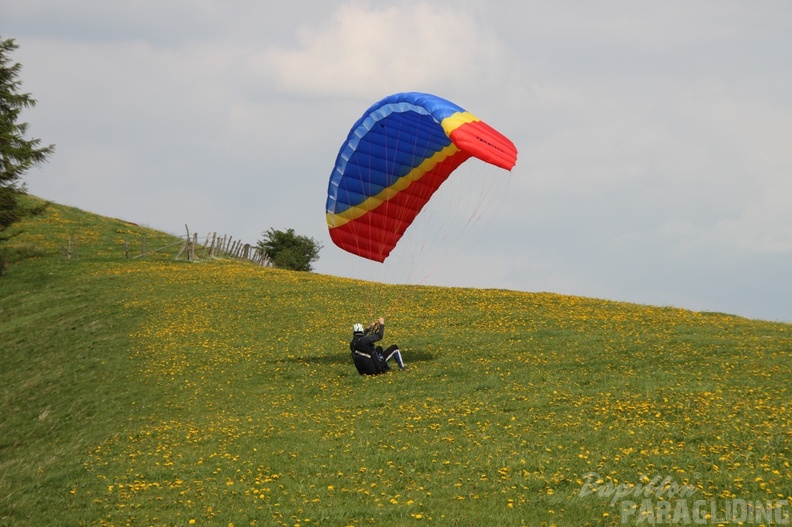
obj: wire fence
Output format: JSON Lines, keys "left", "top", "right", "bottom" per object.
{"left": 126, "top": 224, "right": 271, "bottom": 267}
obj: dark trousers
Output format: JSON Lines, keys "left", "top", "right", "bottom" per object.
{"left": 378, "top": 345, "right": 404, "bottom": 368}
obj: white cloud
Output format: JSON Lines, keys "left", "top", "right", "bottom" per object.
{"left": 253, "top": 3, "right": 506, "bottom": 97}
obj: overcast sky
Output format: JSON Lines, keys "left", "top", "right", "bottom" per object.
{"left": 4, "top": 1, "right": 791, "bottom": 322}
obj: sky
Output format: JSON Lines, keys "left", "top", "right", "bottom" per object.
{"left": 3, "top": 0, "right": 791, "bottom": 323}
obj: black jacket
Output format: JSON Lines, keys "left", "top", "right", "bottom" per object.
{"left": 350, "top": 324, "right": 384, "bottom": 355}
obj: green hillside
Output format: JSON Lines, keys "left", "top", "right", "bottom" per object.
{"left": 1, "top": 199, "right": 790, "bottom": 527}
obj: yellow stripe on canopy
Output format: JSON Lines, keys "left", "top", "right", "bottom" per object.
{"left": 326, "top": 143, "right": 460, "bottom": 229}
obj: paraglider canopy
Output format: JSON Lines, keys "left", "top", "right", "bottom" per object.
{"left": 325, "top": 92, "right": 518, "bottom": 263}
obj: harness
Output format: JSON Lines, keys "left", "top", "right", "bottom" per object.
{"left": 350, "top": 334, "right": 388, "bottom": 375}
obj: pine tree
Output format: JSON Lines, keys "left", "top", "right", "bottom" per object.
{"left": 0, "top": 37, "right": 55, "bottom": 237}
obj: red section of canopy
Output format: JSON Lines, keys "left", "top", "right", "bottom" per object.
{"left": 448, "top": 119, "right": 518, "bottom": 171}
{"left": 329, "top": 150, "right": 472, "bottom": 262}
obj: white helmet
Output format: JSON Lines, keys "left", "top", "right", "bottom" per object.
{"left": 353, "top": 323, "right": 365, "bottom": 334}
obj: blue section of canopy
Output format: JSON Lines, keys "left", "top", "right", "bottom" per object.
{"left": 326, "top": 92, "right": 464, "bottom": 215}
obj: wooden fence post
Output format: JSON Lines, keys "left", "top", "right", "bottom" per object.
{"left": 185, "top": 225, "right": 191, "bottom": 262}
{"left": 202, "top": 233, "right": 210, "bottom": 258}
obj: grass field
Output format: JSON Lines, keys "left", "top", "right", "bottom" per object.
{"left": 1, "top": 199, "right": 790, "bottom": 526}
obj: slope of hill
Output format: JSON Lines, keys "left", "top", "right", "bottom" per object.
{"left": 1, "top": 199, "right": 790, "bottom": 526}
